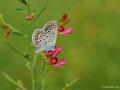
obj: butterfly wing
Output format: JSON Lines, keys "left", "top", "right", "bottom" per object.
{"left": 32, "top": 29, "right": 43, "bottom": 47}
{"left": 42, "top": 20, "right": 58, "bottom": 46}
{"left": 32, "top": 21, "right": 58, "bottom": 53}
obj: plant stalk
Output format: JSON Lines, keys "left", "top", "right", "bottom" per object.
{"left": 31, "top": 53, "right": 38, "bottom": 90}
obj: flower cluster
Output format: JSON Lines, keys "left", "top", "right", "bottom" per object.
{"left": 45, "top": 46, "right": 67, "bottom": 67}
{"left": 58, "top": 13, "right": 73, "bottom": 35}
{"left": 46, "top": 13, "right": 73, "bottom": 67}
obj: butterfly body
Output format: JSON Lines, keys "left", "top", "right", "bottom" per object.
{"left": 32, "top": 21, "right": 57, "bottom": 53}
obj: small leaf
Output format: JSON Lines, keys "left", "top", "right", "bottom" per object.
{"left": 16, "top": 8, "right": 28, "bottom": 14}
{"left": 16, "top": 8, "right": 23, "bottom": 11}
{"left": 12, "top": 30, "right": 27, "bottom": 38}
{"left": 18, "top": 0, "right": 28, "bottom": 5}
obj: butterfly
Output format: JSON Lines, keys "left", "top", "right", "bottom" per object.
{"left": 32, "top": 21, "right": 58, "bottom": 53}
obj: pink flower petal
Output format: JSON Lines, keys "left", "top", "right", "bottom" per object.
{"left": 54, "top": 59, "right": 67, "bottom": 67}
{"left": 52, "top": 46, "right": 63, "bottom": 57}
{"left": 48, "top": 57, "right": 58, "bottom": 65}
{"left": 46, "top": 46, "right": 63, "bottom": 57}
{"left": 58, "top": 26, "right": 65, "bottom": 32}
{"left": 60, "top": 28, "right": 73, "bottom": 35}
{"left": 46, "top": 50, "right": 54, "bottom": 56}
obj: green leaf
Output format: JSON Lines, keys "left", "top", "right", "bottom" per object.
{"left": 16, "top": 8, "right": 23, "bottom": 11}
{"left": 18, "top": 0, "right": 28, "bottom": 5}
{"left": 12, "top": 30, "right": 27, "bottom": 38}
{"left": 16, "top": 8, "right": 28, "bottom": 14}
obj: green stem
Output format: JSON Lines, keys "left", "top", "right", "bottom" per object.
{"left": 3, "top": 72, "right": 27, "bottom": 90}
{"left": 30, "top": 6, "right": 46, "bottom": 24}
{"left": 37, "top": 60, "right": 46, "bottom": 90}
{"left": 41, "top": 61, "right": 46, "bottom": 90}
{"left": 27, "top": 0, "right": 30, "bottom": 15}
{"left": 62, "top": 78, "right": 80, "bottom": 90}
{"left": 41, "top": 61, "right": 46, "bottom": 73}
{"left": 31, "top": 54, "right": 46, "bottom": 90}
{"left": 3, "top": 41, "right": 31, "bottom": 61}
{"left": 32, "top": 53, "right": 38, "bottom": 90}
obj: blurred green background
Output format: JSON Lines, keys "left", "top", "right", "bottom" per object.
{"left": 0, "top": 0, "right": 120, "bottom": 90}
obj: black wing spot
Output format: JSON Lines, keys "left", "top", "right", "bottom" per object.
{"left": 35, "top": 38, "right": 38, "bottom": 40}
{"left": 52, "top": 33, "right": 54, "bottom": 34}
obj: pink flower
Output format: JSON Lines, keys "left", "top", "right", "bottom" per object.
{"left": 54, "top": 59, "right": 67, "bottom": 67}
{"left": 52, "top": 46, "right": 63, "bottom": 57}
{"left": 46, "top": 46, "right": 63, "bottom": 57}
{"left": 58, "top": 27, "right": 73, "bottom": 35}
{"left": 58, "top": 26, "right": 64, "bottom": 32}
{"left": 48, "top": 57, "right": 67, "bottom": 67}
{"left": 48, "top": 57, "right": 58, "bottom": 65}
{"left": 46, "top": 50, "right": 54, "bottom": 56}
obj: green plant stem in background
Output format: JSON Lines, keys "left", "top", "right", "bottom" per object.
{"left": 41, "top": 61, "right": 46, "bottom": 73}
{"left": 62, "top": 78, "right": 80, "bottom": 90}
{"left": 31, "top": 53, "right": 46, "bottom": 90}
{"left": 27, "top": 0, "right": 30, "bottom": 15}
{"left": 40, "top": 60, "right": 46, "bottom": 90}
{"left": 3, "top": 40, "right": 31, "bottom": 61}
{"left": 30, "top": 6, "right": 46, "bottom": 24}
{"left": 3, "top": 72, "right": 27, "bottom": 90}
{"left": 31, "top": 53, "right": 38, "bottom": 90}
